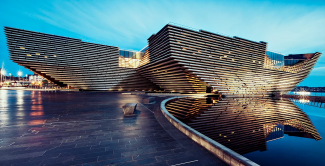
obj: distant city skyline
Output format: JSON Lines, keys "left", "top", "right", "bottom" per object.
{"left": 1, "top": 0, "right": 324, "bottom": 86}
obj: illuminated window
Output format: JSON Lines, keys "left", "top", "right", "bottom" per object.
{"left": 20, "top": 47, "right": 25, "bottom": 49}
{"left": 118, "top": 50, "right": 145, "bottom": 68}
{"left": 53, "top": 55, "right": 56, "bottom": 57}
{"left": 44, "top": 56, "right": 48, "bottom": 58}
{"left": 35, "top": 53, "right": 40, "bottom": 55}
{"left": 253, "top": 60, "right": 256, "bottom": 63}
{"left": 26, "top": 54, "right": 31, "bottom": 56}
{"left": 224, "top": 55, "right": 227, "bottom": 58}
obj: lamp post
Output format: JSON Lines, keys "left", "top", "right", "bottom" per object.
{"left": 18, "top": 71, "right": 22, "bottom": 86}
{"left": 0, "top": 69, "right": 6, "bottom": 87}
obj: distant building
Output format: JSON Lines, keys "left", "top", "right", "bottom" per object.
{"left": 29, "top": 74, "right": 44, "bottom": 83}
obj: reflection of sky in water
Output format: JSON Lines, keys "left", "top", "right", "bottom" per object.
{"left": 243, "top": 103, "right": 325, "bottom": 166}
{"left": 295, "top": 102, "right": 325, "bottom": 118}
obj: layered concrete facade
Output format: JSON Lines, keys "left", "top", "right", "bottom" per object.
{"left": 4, "top": 24, "right": 322, "bottom": 95}
{"left": 4, "top": 27, "right": 158, "bottom": 91}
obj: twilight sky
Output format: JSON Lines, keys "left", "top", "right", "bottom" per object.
{"left": 0, "top": 0, "right": 324, "bottom": 86}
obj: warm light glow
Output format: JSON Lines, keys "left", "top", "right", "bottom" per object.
{"left": 1, "top": 69, "right": 6, "bottom": 75}
{"left": 119, "top": 56, "right": 142, "bottom": 68}
{"left": 299, "top": 99, "right": 310, "bottom": 103}
{"left": 294, "top": 91, "right": 310, "bottom": 96}
{"left": 28, "top": 120, "right": 45, "bottom": 125}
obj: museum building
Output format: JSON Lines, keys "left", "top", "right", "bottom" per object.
{"left": 4, "top": 23, "right": 322, "bottom": 95}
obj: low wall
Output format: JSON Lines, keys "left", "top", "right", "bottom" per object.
{"left": 160, "top": 97, "right": 259, "bottom": 166}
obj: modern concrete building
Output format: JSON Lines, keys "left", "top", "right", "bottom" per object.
{"left": 4, "top": 23, "right": 322, "bottom": 95}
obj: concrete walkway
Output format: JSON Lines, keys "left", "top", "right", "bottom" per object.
{"left": 0, "top": 90, "right": 226, "bottom": 166}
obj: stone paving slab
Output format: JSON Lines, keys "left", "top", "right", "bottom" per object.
{"left": 0, "top": 90, "right": 227, "bottom": 166}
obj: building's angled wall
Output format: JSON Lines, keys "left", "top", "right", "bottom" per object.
{"left": 5, "top": 27, "right": 159, "bottom": 91}
{"left": 140, "top": 24, "right": 321, "bottom": 95}
{"left": 137, "top": 25, "right": 208, "bottom": 93}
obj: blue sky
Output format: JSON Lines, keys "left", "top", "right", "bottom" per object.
{"left": 0, "top": 0, "right": 324, "bottom": 86}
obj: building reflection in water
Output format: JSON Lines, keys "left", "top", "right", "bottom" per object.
{"left": 166, "top": 97, "right": 322, "bottom": 155}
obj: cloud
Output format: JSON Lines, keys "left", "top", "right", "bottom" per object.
{"left": 1, "top": 0, "right": 325, "bottom": 86}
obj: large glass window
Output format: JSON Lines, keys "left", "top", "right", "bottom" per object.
{"left": 266, "top": 51, "right": 284, "bottom": 68}
{"left": 118, "top": 50, "right": 144, "bottom": 68}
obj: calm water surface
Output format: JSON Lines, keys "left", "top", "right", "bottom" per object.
{"left": 166, "top": 97, "right": 325, "bottom": 166}
{"left": 243, "top": 102, "right": 325, "bottom": 166}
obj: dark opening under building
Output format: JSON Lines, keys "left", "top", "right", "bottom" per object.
{"left": 4, "top": 23, "right": 322, "bottom": 95}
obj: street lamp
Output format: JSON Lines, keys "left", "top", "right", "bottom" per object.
{"left": 18, "top": 71, "right": 22, "bottom": 77}
{"left": 18, "top": 71, "right": 22, "bottom": 86}
{"left": 1, "top": 69, "right": 6, "bottom": 86}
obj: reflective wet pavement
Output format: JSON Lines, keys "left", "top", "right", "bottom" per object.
{"left": 0, "top": 90, "right": 226, "bottom": 166}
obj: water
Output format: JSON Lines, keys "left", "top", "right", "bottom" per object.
{"left": 166, "top": 97, "right": 325, "bottom": 166}
{"left": 243, "top": 103, "right": 325, "bottom": 166}
{"left": 288, "top": 91, "right": 325, "bottom": 97}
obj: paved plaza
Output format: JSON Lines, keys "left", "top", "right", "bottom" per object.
{"left": 0, "top": 90, "right": 226, "bottom": 166}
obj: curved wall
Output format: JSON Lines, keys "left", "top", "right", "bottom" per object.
{"left": 160, "top": 96, "right": 259, "bottom": 166}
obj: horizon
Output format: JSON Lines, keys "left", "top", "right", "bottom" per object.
{"left": 1, "top": 0, "right": 324, "bottom": 86}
